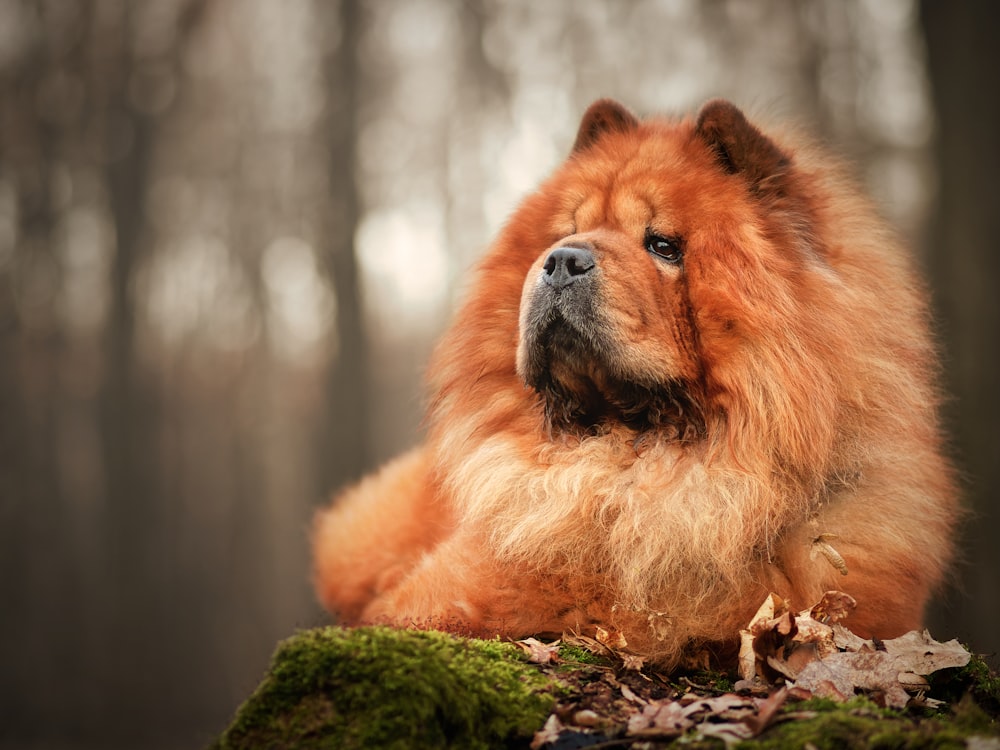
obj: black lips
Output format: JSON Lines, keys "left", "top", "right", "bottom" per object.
{"left": 519, "top": 250, "right": 704, "bottom": 439}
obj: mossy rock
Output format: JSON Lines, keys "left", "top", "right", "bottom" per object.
{"left": 213, "top": 628, "right": 1000, "bottom": 750}
{"left": 211, "top": 626, "right": 559, "bottom": 750}
{"left": 739, "top": 695, "right": 997, "bottom": 750}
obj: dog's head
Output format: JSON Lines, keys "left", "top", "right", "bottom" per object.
{"left": 514, "top": 99, "right": 812, "bottom": 443}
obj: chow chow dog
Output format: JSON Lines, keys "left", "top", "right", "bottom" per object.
{"left": 313, "top": 99, "right": 956, "bottom": 666}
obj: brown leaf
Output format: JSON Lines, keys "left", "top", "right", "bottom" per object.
{"left": 743, "top": 687, "right": 789, "bottom": 736}
{"left": 627, "top": 700, "right": 691, "bottom": 737}
{"left": 749, "top": 593, "right": 787, "bottom": 628}
{"left": 679, "top": 646, "right": 712, "bottom": 671}
{"left": 769, "top": 611, "right": 798, "bottom": 638}
{"left": 808, "top": 591, "right": 857, "bottom": 624}
{"left": 627, "top": 694, "right": 755, "bottom": 738}
{"left": 595, "top": 625, "right": 628, "bottom": 650}
{"left": 747, "top": 609, "right": 804, "bottom": 683}
{"left": 619, "top": 682, "right": 648, "bottom": 706}
{"left": 572, "top": 709, "right": 601, "bottom": 727}
{"left": 794, "top": 617, "right": 838, "bottom": 657}
{"left": 763, "top": 613, "right": 839, "bottom": 680}
{"left": 794, "top": 626, "right": 969, "bottom": 707}
{"left": 831, "top": 622, "right": 869, "bottom": 652}
{"left": 620, "top": 653, "right": 646, "bottom": 671}
{"left": 561, "top": 631, "right": 615, "bottom": 659}
{"left": 879, "top": 630, "right": 971, "bottom": 675}
{"left": 897, "top": 673, "right": 930, "bottom": 691}
{"left": 738, "top": 592, "right": 789, "bottom": 681}
{"left": 683, "top": 694, "right": 756, "bottom": 721}
{"left": 697, "top": 722, "right": 755, "bottom": 745}
{"left": 733, "top": 677, "right": 770, "bottom": 695}
{"left": 515, "top": 637, "right": 561, "bottom": 664}
{"left": 767, "top": 645, "right": 819, "bottom": 681}
{"left": 909, "top": 693, "right": 947, "bottom": 711}
{"left": 792, "top": 649, "right": 911, "bottom": 708}
{"left": 740, "top": 593, "right": 971, "bottom": 709}
{"left": 530, "top": 714, "right": 565, "bottom": 750}
{"left": 646, "top": 610, "right": 673, "bottom": 640}
{"left": 738, "top": 628, "right": 757, "bottom": 682}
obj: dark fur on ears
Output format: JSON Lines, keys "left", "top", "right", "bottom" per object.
{"left": 694, "top": 99, "right": 790, "bottom": 193}
{"left": 573, "top": 99, "right": 640, "bottom": 154}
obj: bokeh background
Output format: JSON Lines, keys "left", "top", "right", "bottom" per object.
{"left": 0, "top": 1, "right": 997, "bottom": 748}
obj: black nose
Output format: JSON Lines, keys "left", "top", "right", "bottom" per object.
{"left": 542, "top": 246, "right": 595, "bottom": 290}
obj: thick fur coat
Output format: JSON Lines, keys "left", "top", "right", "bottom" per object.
{"left": 313, "top": 99, "right": 956, "bottom": 666}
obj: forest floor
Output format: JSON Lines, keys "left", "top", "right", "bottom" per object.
{"left": 211, "top": 594, "right": 1000, "bottom": 749}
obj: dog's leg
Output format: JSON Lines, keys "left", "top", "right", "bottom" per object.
{"left": 312, "top": 447, "right": 454, "bottom": 622}
{"left": 358, "top": 531, "right": 599, "bottom": 640}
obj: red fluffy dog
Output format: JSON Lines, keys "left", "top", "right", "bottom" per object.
{"left": 313, "top": 99, "right": 956, "bottom": 666}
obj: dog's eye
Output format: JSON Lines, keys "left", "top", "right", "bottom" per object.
{"left": 645, "top": 234, "right": 683, "bottom": 264}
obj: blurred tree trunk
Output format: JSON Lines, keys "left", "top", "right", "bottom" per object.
{"left": 93, "top": 0, "right": 208, "bottom": 736}
{"left": 920, "top": 0, "right": 1000, "bottom": 658}
{"left": 97, "top": 10, "right": 163, "bottom": 727}
{"left": 0, "top": 5, "right": 71, "bottom": 731}
{"left": 319, "top": 0, "right": 368, "bottom": 494}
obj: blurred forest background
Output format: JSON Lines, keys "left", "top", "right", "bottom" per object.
{"left": 0, "top": 1, "right": 996, "bottom": 748}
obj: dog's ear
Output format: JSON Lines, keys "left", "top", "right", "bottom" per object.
{"left": 572, "top": 99, "right": 639, "bottom": 154}
{"left": 694, "top": 99, "right": 791, "bottom": 194}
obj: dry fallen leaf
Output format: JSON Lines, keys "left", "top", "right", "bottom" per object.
{"left": 515, "top": 637, "right": 561, "bottom": 665}
{"left": 561, "top": 631, "right": 615, "bottom": 659}
{"left": 685, "top": 694, "right": 757, "bottom": 721}
{"left": 766, "top": 645, "right": 820, "bottom": 681}
{"left": 572, "top": 709, "right": 601, "bottom": 727}
{"left": 739, "top": 592, "right": 788, "bottom": 681}
{"left": 744, "top": 603, "right": 829, "bottom": 683}
{"left": 697, "top": 721, "right": 755, "bottom": 745}
{"left": 595, "top": 625, "right": 628, "bottom": 650}
{"left": 831, "top": 622, "right": 869, "bottom": 651}
{"left": 531, "top": 592, "right": 978, "bottom": 750}
{"left": 809, "top": 590, "right": 856, "bottom": 624}
{"left": 627, "top": 693, "right": 760, "bottom": 743}
{"left": 792, "top": 648, "right": 911, "bottom": 708}
{"left": 620, "top": 653, "right": 647, "bottom": 671}
{"left": 879, "top": 629, "right": 971, "bottom": 675}
{"left": 627, "top": 699, "right": 691, "bottom": 737}
{"left": 619, "top": 682, "right": 648, "bottom": 706}
{"left": 697, "top": 689, "right": 792, "bottom": 747}
{"left": 530, "top": 714, "right": 565, "bottom": 750}
{"left": 788, "top": 622, "right": 970, "bottom": 708}
{"left": 738, "top": 636, "right": 757, "bottom": 683}
{"left": 744, "top": 687, "right": 790, "bottom": 735}
{"left": 740, "top": 591, "right": 971, "bottom": 709}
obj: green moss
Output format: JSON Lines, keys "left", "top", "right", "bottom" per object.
{"left": 690, "top": 669, "right": 735, "bottom": 694}
{"left": 927, "top": 652, "right": 1000, "bottom": 717}
{"left": 747, "top": 712, "right": 958, "bottom": 749}
{"left": 962, "top": 654, "right": 1000, "bottom": 713}
{"left": 212, "top": 629, "right": 1000, "bottom": 749}
{"left": 739, "top": 696, "right": 997, "bottom": 750}
{"left": 211, "top": 626, "right": 558, "bottom": 750}
{"left": 949, "top": 693, "right": 997, "bottom": 734}
{"left": 665, "top": 668, "right": 736, "bottom": 695}
{"left": 556, "top": 644, "right": 609, "bottom": 666}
